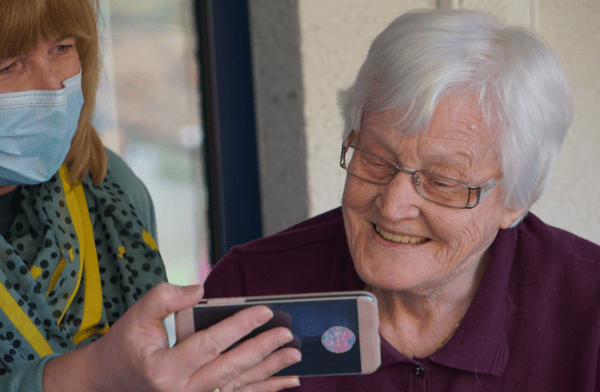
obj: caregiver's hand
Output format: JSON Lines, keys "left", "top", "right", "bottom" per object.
{"left": 43, "top": 283, "right": 301, "bottom": 392}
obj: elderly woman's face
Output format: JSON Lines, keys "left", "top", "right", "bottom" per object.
{"left": 0, "top": 36, "right": 80, "bottom": 93}
{"left": 342, "top": 93, "right": 524, "bottom": 295}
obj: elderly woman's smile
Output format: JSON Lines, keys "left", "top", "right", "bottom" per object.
{"left": 342, "top": 93, "right": 524, "bottom": 296}
{"left": 375, "top": 225, "right": 429, "bottom": 244}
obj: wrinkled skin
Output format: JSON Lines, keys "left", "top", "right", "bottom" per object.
{"left": 342, "top": 93, "right": 525, "bottom": 356}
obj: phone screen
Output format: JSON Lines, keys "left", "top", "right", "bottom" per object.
{"left": 192, "top": 298, "right": 362, "bottom": 376}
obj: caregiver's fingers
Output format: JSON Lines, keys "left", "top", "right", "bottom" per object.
{"left": 189, "top": 327, "right": 299, "bottom": 389}
{"left": 220, "top": 347, "right": 302, "bottom": 392}
{"left": 171, "top": 305, "right": 275, "bottom": 373}
{"left": 227, "top": 376, "right": 301, "bottom": 392}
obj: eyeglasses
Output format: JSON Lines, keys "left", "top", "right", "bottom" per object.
{"left": 340, "top": 133, "right": 500, "bottom": 209}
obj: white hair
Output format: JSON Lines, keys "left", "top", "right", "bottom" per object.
{"left": 338, "top": 10, "right": 573, "bottom": 216}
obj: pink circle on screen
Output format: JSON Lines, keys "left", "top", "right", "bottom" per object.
{"left": 321, "top": 326, "right": 356, "bottom": 353}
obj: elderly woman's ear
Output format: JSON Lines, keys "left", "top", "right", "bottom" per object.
{"left": 499, "top": 207, "right": 528, "bottom": 229}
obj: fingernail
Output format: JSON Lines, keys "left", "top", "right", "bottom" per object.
{"left": 277, "top": 330, "right": 294, "bottom": 346}
{"left": 255, "top": 306, "right": 274, "bottom": 326}
{"left": 180, "top": 284, "right": 203, "bottom": 297}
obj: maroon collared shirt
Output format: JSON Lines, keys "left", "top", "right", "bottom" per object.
{"left": 204, "top": 208, "right": 600, "bottom": 391}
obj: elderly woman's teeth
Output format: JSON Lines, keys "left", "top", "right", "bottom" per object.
{"left": 377, "top": 228, "right": 428, "bottom": 244}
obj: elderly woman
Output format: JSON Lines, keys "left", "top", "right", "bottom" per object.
{"left": 0, "top": 0, "right": 301, "bottom": 391}
{"left": 204, "top": 9, "right": 600, "bottom": 391}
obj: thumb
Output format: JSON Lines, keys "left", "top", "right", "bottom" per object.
{"left": 137, "top": 282, "right": 205, "bottom": 321}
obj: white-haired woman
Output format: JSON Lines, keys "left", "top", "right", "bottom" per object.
{"left": 203, "top": 10, "right": 600, "bottom": 391}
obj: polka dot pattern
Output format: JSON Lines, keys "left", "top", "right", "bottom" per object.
{"left": 0, "top": 167, "right": 167, "bottom": 374}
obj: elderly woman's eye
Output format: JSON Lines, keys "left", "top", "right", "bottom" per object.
{"left": 427, "top": 176, "right": 459, "bottom": 189}
{"left": 368, "top": 159, "right": 387, "bottom": 168}
{"left": 433, "top": 180, "right": 453, "bottom": 187}
{"left": 360, "top": 153, "right": 387, "bottom": 167}
{"left": 366, "top": 159, "right": 392, "bottom": 175}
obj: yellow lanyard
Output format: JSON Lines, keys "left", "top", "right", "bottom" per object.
{"left": 0, "top": 165, "right": 108, "bottom": 357}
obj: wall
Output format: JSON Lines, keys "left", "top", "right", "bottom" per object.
{"left": 529, "top": 0, "right": 600, "bottom": 242}
{"left": 298, "top": 0, "right": 433, "bottom": 221}
{"left": 249, "top": 0, "right": 309, "bottom": 236}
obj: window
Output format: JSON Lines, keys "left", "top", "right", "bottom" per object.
{"left": 94, "top": 0, "right": 209, "bottom": 285}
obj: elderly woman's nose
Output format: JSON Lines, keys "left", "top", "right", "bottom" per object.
{"left": 376, "top": 172, "right": 421, "bottom": 221}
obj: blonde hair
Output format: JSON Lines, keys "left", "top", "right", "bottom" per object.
{"left": 0, "top": 0, "right": 107, "bottom": 184}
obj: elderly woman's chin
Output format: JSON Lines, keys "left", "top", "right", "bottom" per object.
{"left": 342, "top": 203, "right": 431, "bottom": 291}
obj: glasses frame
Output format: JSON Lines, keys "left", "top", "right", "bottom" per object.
{"left": 340, "top": 132, "right": 500, "bottom": 209}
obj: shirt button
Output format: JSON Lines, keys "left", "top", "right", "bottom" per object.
{"left": 413, "top": 365, "right": 426, "bottom": 377}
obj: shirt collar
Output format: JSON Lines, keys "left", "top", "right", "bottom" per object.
{"left": 427, "top": 227, "right": 516, "bottom": 375}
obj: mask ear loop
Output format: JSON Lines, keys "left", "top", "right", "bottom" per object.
{"left": 61, "top": 67, "right": 83, "bottom": 93}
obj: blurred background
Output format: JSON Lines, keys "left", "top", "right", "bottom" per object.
{"left": 93, "top": 0, "right": 600, "bottom": 285}
{"left": 95, "top": 0, "right": 208, "bottom": 285}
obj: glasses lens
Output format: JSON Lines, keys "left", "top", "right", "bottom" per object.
{"left": 345, "top": 147, "right": 396, "bottom": 184}
{"left": 417, "top": 172, "right": 469, "bottom": 208}
{"left": 340, "top": 145, "right": 478, "bottom": 208}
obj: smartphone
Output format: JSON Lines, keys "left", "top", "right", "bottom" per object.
{"left": 175, "top": 291, "right": 380, "bottom": 377}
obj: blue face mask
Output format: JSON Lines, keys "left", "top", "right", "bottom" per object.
{"left": 0, "top": 70, "right": 84, "bottom": 186}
